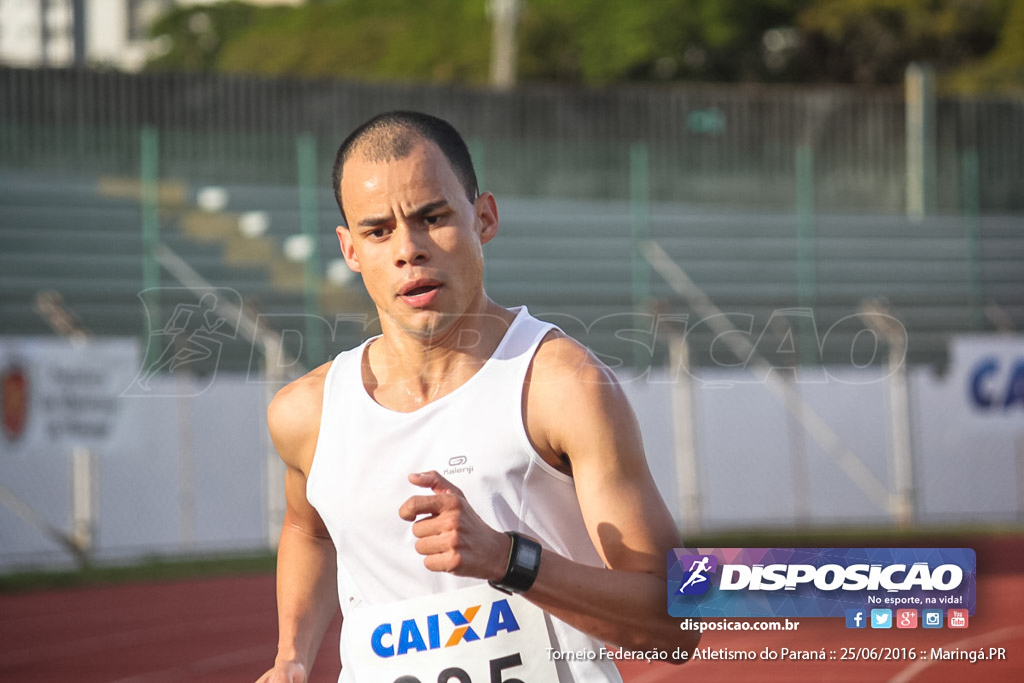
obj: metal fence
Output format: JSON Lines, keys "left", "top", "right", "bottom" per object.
{"left": 2, "top": 66, "right": 1023, "bottom": 211}
{"left": 1, "top": 66, "right": 1023, "bottom": 374}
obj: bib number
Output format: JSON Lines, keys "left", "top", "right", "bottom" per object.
{"left": 394, "top": 652, "right": 526, "bottom": 683}
{"left": 343, "top": 584, "right": 559, "bottom": 682}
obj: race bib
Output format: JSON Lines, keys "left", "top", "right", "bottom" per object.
{"left": 342, "top": 583, "right": 560, "bottom": 683}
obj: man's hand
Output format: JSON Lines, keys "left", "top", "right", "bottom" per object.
{"left": 255, "top": 660, "right": 307, "bottom": 683}
{"left": 399, "top": 470, "right": 512, "bottom": 581}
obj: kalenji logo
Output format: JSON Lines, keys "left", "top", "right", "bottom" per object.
{"left": 677, "top": 555, "right": 717, "bottom": 596}
{"left": 371, "top": 599, "right": 520, "bottom": 658}
{"left": 444, "top": 455, "right": 474, "bottom": 476}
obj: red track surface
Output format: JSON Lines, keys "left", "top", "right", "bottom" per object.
{"left": 2, "top": 543, "right": 1022, "bottom": 682}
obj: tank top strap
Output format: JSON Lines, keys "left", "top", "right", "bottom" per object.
{"left": 492, "top": 306, "right": 557, "bottom": 363}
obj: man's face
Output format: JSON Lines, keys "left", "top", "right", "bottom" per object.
{"left": 337, "top": 138, "right": 498, "bottom": 341}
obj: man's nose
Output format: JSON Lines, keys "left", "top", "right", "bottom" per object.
{"left": 393, "top": 224, "right": 429, "bottom": 266}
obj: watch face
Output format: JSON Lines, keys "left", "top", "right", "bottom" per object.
{"left": 518, "top": 542, "right": 541, "bottom": 571}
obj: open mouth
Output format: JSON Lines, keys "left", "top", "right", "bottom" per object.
{"left": 403, "top": 284, "right": 439, "bottom": 297}
{"left": 399, "top": 279, "right": 443, "bottom": 306}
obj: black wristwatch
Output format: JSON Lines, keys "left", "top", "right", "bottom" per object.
{"left": 489, "top": 531, "right": 542, "bottom": 595}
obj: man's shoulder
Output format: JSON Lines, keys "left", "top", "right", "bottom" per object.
{"left": 525, "top": 327, "right": 640, "bottom": 473}
{"left": 528, "top": 329, "right": 632, "bottom": 428}
{"left": 531, "top": 329, "right": 619, "bottom": 388}
{"left": 267, "top": 361, "right": 333, "bottom": 469}
{"left": 273, "top": 361, "right": 332, "bottom": 406}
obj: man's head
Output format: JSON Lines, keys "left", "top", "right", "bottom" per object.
{"left": 333, "top": 111, "right": 499, "bottom": 341}
{"left": 332, "top": 111, "right": 478, "bottom": 226}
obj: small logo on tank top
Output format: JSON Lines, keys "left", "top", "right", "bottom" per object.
{"left": 444, "top": 455, "right": 474, "bottom": 477}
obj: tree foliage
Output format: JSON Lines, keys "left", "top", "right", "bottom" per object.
{"left": 143, "top": 0, "right": 1021, "bottom": 92}
{"left": 944, "top": 0, "right": 1024, "bottom": 94}
{"left": 147, "top": 0, "right": 489, "bottom": 82}
{"left": 519, "top": 0, "right": 809, "bottom": 84}
{"left": 216, "top": 1, "right": 490, "bottom": 82}
{"left": 146, "top": 1, "right": 265, "bottom": 73}
{"left": 796, "top": 0, "right": 1011, "bottom": 85}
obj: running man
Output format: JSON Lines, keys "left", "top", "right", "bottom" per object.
{"left": 679, "top": 556, "right": 712, "bottom": 593}
{"left": 257, "top": 111, "right": 698, "bottom": 683}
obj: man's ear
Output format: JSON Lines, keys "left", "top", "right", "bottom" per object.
{"left": 336, "top": 225, "right": 361, "bottom": 272}
{"left": 475, "top": 192, "right": 499, "bottom": 245}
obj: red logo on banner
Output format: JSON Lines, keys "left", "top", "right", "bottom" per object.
{"left": 2, "top": 365, "right": 28, "bottom": 441}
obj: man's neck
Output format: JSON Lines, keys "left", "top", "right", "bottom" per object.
{"left": 363, "top": 300, "right": 517, "bottom": 411}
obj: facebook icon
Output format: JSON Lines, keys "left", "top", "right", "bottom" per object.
{"left": 846, "top": 609, "right": 867, "bottom": 629}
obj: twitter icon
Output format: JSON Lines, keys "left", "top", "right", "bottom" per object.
{"left": 871, "top": 609, "right": 893, "bottom": 629}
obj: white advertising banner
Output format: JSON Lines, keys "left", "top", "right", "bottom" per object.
{"left": 952, "top": 334, "right": 1024, "bottom": 416}
{"left": 911, "top": 334, "right": 1024, "bottom": 521}
{"left": 0, "top": 337, "right": 140, "bottom": 456}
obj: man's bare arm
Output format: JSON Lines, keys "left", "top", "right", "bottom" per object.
{"left": 256, "top": 370, "right": 340, "bottom": 682}
{"left": 520, "top": 334, "right": 691, "bottom": 651}
{"left": 399, "top": 334, "right": 699, "bottom": 659}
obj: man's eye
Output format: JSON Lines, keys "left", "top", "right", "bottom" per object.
{"left": 368, "top": 228, "right": 388, "bottom": 238}
{"left": 424, "top": 214, "right": 442, "bottom": 226}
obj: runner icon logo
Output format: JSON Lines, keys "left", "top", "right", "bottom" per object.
{"left": 677, "top": 555, "right": 718, "bottom": 596}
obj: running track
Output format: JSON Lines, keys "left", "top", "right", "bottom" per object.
{"left": 2, "top": 540, "right": 1021, "bottom": 682}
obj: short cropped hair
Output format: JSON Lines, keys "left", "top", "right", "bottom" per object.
{"left": 332, "top": 111, "right": 479, "bottom": 225}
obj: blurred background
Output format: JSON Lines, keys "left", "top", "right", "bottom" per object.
{"left": 1, "top": 0, "right": 1022, "bottom": 574}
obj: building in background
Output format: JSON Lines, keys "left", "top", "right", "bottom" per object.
{"left": 0, "top": 0, "right": 301, "bottom": 71}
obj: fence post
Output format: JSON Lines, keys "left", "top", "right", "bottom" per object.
{"left": 468, "top": 138, "right": 487, "bottom": 193}
{"left": 888, "top": 341, "right": 914, "bottom": 529}
{"left": 795, "top": 144, "right": 817, "bottom": 365}
{"left": 71, "top": 447, "right": 96, "bottom": 564}
{"left": 489, "top": 0, "right": 520, "bottom": 88}
{"left": 962, "top": 147, "right": 983, "bottom": 330}
{"left": 140, "top": 126, "right": 160, "bottom": 366}
{"left": 862, "top": 302, "right": 914, "bottom": 528}
{"left": 630, "top": 142, "right": 651, "bottom": 369}
{"left": 297, "top": 133, "right": 324, "bottom": 366}
{"left": 906, "top": 63, "right": 937, "bottom": 221}
{"left": 669, "top": 336, "right": 701, "bottom": 536}
{"left": 468, "top": 139, "right": 488, "bottom": 287}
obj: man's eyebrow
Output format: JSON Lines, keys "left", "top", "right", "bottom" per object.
{"left": 357, "top": 214, "right": 391, "bottom": 228}
{"left": 408, "top": 199, "right": 450, "bottom": 219}
{"left": 356, "top": 199, "right": 450, "bottom": 228}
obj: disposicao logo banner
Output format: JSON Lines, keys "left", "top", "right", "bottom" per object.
{"left": 667, "top": 548, "right": 976, "bottom": 618}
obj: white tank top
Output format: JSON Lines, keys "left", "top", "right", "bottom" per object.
{"left": 307, "top": 307, "right": 622, "bottom": 682}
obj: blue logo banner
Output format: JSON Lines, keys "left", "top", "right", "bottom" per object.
{"left": 667, "top": 548, "right": 976, "bottom": 618}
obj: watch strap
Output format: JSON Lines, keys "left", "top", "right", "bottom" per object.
{"left": 489, "top": 531, "right": 541, "bottom": 594}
